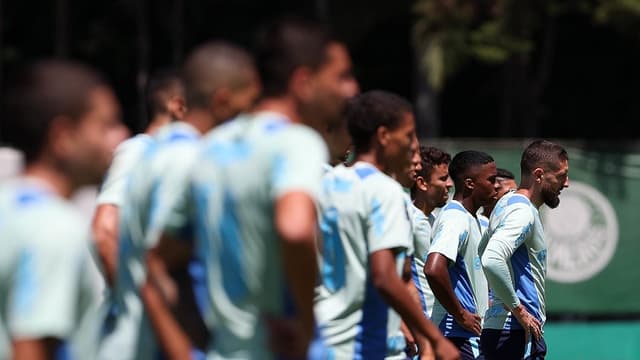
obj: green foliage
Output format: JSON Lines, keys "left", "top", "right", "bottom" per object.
{"left": 413, "top": 0, "right": 640, "bottom": 90}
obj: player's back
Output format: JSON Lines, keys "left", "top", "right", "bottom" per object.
{"left": 191, "top": 111, "right": 327, "bottom": 359}
{"left": 0, "top": 179, "right": 97, "bottom": 359}
{"left": 315, "top": 161, "right": 412, "bottom": 359}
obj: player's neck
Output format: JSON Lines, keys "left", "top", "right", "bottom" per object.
{"left": 454, "top": 193, "right": 480, "bottom": 216}
{"left": 413, "top": 198, "right": 435, "bottom": 217}
{"left": 353, "top": 151, "right": 391, "bottom": 176}
{"left": 516, "top": 188, "right": 542, "bottom": 208}
{"left": 145, "top": 114, "right": 173, "bottom": 135}
{"left": 253, "top": 97, "right": 302, "bottom": 125}
{"left": 23, "top": 161, "right": 75, "bottom": 199}
{"left": 183, "top": 109, "right": 217, "bottom": 135}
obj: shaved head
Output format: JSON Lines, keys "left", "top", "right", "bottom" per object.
{"left": 183, "top": 41, "right": 256, "bottom": 110}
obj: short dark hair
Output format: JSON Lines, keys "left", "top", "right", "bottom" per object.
{"left": 254, "top": 16, "right": 332, "bottom": 97}
{"left": 449, "top": 150, "right": 495, "bottom": 189}
{"left": 145, "top": 67, "right": 184, "bottom": 122}
{"left": 411, "top": 146, "right": 451, "bottom": 198}
{"left": 496, "top": 167, "right": 515, "bottom": 179}
{"left": 345, "top": 90, "right": 413, "bottom": 154}
{"left": 3, "top": 59, "right": 105, "bottom": 163}
{"left": 183, "top": 41, "right": 255, "bottom": 110}
{"left": 416, "top": 146, "right": 452, "bottom": 180}
{"left": 521, "top": 139, "right": 569, "bottom": 175}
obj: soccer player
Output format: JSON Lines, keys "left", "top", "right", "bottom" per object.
{"left": 315, "top": 90, "right": 459, "bottom": 360}
{"left": 479, "top": 140, "right": 569, "bottom": 360}
{"left": 410, "top": 146, "right": 453, "bottom": 321}
{"left": 92, "top": 68, "right": 186, "bottom": 286}
{"left": 159, "top": 17, "right": 357, "bottom": 359}
{"left": 425, "top": 150, "right": 499, "bottom": 359}
{"left": 477, "top": 167, "right": 517, "bottom": 231}
{"left": 98, "top": 41, "right": 260, "bottom": 360}
{"left": 0, "top": 60, "right": 126, "bottom": 359}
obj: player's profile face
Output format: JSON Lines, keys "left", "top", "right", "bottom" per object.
{"left": 426, "top": 163, "right": 452, "bottom": 208}
{"left": 384, "top": 111, "right": 416, "bottom": 176}
{"left": 307, "top": 42, "right": 359, "bottom": 129}
{"left": 67, "top": 86, "right": 127, "bottom": 185}
{"left": 473, "top": 162, "right": 499, "bottom": 207}
{"left": 541, "top": 159, "right": 569, "bottom": 208}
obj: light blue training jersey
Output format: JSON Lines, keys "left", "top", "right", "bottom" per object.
{"left": 314, "top": 161, "right": 412, "bottom": 359}
{"left": 409, "top": 204, "right": 436, "bottom": 320}
{"left": 99, "top": 121, "right": 202, "bottom": 360}
{"left": 479, "top": 191, "right": 547, "bottom": 331}
{"left": 0, "top": 178, "right": 98, "bottom": 360}
{"left": 166, "top": 111, "right": 328, "bottom": 359}
{"left": 428, "top": 200, "right": 489, "bottom": 339}
{"left": 96, "top": 134, "right": 154, "bottom": 207}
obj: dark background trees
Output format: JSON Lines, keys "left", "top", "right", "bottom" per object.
{"left": 1, "top": 0, "right": 639, "bottom": 139}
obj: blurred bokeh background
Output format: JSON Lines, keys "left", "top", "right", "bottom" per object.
{"left": 1, "top": 1, "right": 640, "bottom": 358}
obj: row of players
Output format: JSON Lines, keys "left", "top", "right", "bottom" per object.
{"left": 0, "top": 16, "right": 568, "bottom": 360}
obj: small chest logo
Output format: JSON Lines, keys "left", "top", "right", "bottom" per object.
{"left": 541, "top": 181, "right": 618, "bottom": 283}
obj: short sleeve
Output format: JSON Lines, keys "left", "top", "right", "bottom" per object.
{"left": 96, "top": 137, "right": 149, "bottom": 206}
{"left": 270, "top": 126, "right": 328, "bottom": 202}
{"left": 366, "top": 180, "right": 412, "bottom": 254}
{"left": 412, "top": 210, "right": 432, "bottom": 262}
{"left": 7, "top": 219, "right": 88, "bottom": 340}
{"left": 148, "top": 143, "right": 199, "bottom": 243}
{"left": 428, "top": 210, "right": 469, "bottom": 263}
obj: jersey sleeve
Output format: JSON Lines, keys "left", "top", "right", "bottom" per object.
{"left": 7, "top": 217, "right": 89, "bottom": 340}
{"left": 412, "top": 211, "right": 432, "bottom": 262}
{"left": 428, "top": 210, "right": 468, "bottom": 263}
{"left": 96, "top": 138, "right": 147, "bottom": 206}
{"left": 270, "top": 126, "right": 329, "bottom": 202}
{"left": 366, "top": 180, "right": 412, "bottom": 254}
{"left": 480, "top": 204, "right": 534, "bottom": 309}
{"left": 148, "top": 143, "right": 199, "bottom": 243}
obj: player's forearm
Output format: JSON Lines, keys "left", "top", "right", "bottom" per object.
{"left": 91, "top": 205, "right": 119, "bottom": 285}
{"left": 481, "top": 249, "right": 519, "bottom": 309}
{"left": 12, "top": 338, "right": 55, "bottom": 360}
{"left": 281, "top": 235, "right": 317, "bottom": 342}
{"left": 371, "top": 251, "right": 445, "bottom": 345}
{"left": 275, "top": 193, "right": 318, "bottom": 341}
{"left": 425, "top": 258, "right": 466, "bottom": 319}
{"left": 142, "top": 254, "right": 192, "bottom": 359}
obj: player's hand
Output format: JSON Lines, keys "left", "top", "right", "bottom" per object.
{"left": 417, "top": 338, "right": 436, "bottom": 360}
{"left": 432, "top": 336, "right": 460, "bottom": 360}
{"left": 453, "top": 309, "right": 482, "bottom": 336}
{"left": 511, "top": 304, "right": 542, "bottom": 341}
{"left": 264, "top": 315, "right": 311, "bottom": 360}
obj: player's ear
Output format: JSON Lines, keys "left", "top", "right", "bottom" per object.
{"left": 48, "top": 115, "right": 76, "bottom": 158}
{"left": 377, "top": 126, "right": 390, "bottom": 146}
{"left": 533, "top": 168, "right": 544, "bottom": 183}
{"left": 464, "top": 177, "right": 474, "bottom": 191}
{"left": 416, "top": 176, "right": 428, "bottom": 191}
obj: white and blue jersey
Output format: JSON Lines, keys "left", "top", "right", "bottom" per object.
{"left": 0, "top": 178, "right": 98, "bottom": 360}
{"left": 479, "top": 191, "right": 547, "bottom": 331}
{"left": 428, "top": 200, "right": 489, "bottom": 339}
{"left": 409, "top": 204, "right": 436, "bottom": 319}
{"left": 99, "top": 122, "right": 204, "bottom": 360}
{"left": 314, "top": 161, "right": 412, "bottom": 359}
{"left": 96, "top": 134, "right": 154, "bottom": 207}
{"left": 166, "top": 111, "right": 328, "bottom": 359}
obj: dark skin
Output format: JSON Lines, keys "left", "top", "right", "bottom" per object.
{"left": 425, "top": 161, "right": 498, "bottom": 336}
